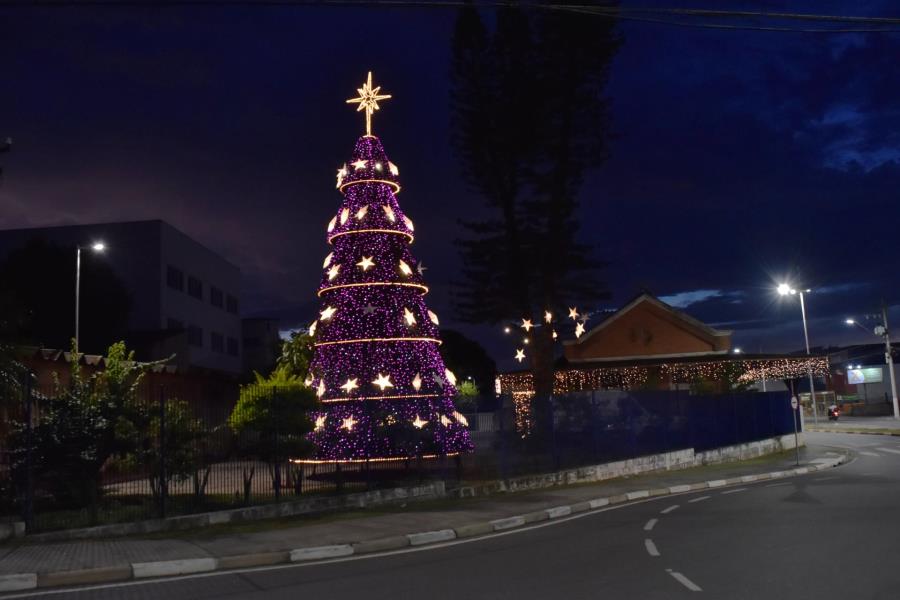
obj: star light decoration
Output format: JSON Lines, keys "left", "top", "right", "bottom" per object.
{"left": 327, "top": 264, "right": 341, "bottom": 280}
{"left": 352, "top": 159, "right": 367, "bottom": 170}
{"left": 412, "top": 415, "right": 428, "bottom": 429}
{"left": 357, "top": 256, "right": 375, "bottom": 271}
{"left": 544, "top": 310, "right": 553, "bottom": 324}
{"left": 412, "top": 373, "right": 423, "bottom": 391}
{"left": 398, "top": 259, "right": 413, "bottom": 276}
{"left": 342, "top": 415, "right": 357, "bottom": 431}
{"left": 575, "top": 322, "right": 586, "bottom": 338}
{"left": 336, "top": 166, "right": 347, "bottom": 188}
{"left": 320, "top": 306, "right": 337, "bottom": 321}
{"left": 403, "top": 307, "right": 417, "bottom": 326}
{"left": 521, "top": 318, "right": 533, "bottom": 332}
{"left": 568, "top": 307, "right": 579, "bottom": 320}
{"left": 340, "top": 378, "right": 359, "bottom": 393}
{"left": 356, "top": 205, "right": 368, "bottom": 220}
{"left": 315, "top": 415, "right": 326, "bottom": 431}
{"left": 346, "top": 71, "right": 391, "bottom": 137}
{"left": 383, "top": 204, "right": 396, "bottom": 222}
{"left": 515, "top": 348, "right": 526, "bottom": 363}
{"left": 372, "top": 373, "right": 394, "bottom": 391}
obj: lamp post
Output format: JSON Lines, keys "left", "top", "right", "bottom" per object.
{"left": 75, "top": 242, "right": 106, "bottom": 353}
{"left": 845, "top": 302, "right": 900, "bottom": 420}
{"left": 778, "top": 283, "right": 819, "bottom": 424}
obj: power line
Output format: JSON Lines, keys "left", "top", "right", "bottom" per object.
{"left": 2, "top": 1, "right": 900, "bottom": 33}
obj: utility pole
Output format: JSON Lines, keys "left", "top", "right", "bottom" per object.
{"left": 879, "top": 300, "right": 899, "bottom": 420}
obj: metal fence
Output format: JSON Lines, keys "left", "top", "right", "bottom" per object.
{"left": 0, "top": 380, "right": 798, "bottom": 534}
{"left": 0, "top": 377, "right": 458, "bottom": 533}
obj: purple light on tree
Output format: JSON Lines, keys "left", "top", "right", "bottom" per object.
{"left": 306, "top": 73, "right": 473, "bottom": 461}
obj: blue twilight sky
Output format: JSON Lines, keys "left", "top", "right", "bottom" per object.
{"left": 1, "top": 1, "right": 899, "bottom": 368}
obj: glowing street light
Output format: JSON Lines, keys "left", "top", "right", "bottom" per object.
{"left": 75, "top": 241, "right": 107, "bottom": 353}
{"left": 777, "top": 282, "right": 819, "bottom": 424}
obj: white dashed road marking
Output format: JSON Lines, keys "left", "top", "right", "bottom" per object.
{"left": 721, "top": 488, "right": 746, "bottom": 495}
{"left": 645, "top": 539, "right": 660, "bottom": 557}
{"left": 814, "top": 476, "right": 840, "bottom": 482}
{"left": 644, "top": 518, "right": 658, "bottom": 531}
{"left": 667, "top": 568, "right": 703, "bottom": 591}
{"left": 688, "top": 496, "right": 710, "bottom": 503}
{"left": 765, "top": 482, "right": 792, "bottom": 488}
{"left": 660, "top": 505, "right": 679, "bottom": 514}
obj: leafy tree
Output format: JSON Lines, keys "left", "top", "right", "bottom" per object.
{"left": 276, "top": 332, "right": 315, "bottom": 379}
{"left": 228, "top": 367, "right": 317, "bottom": 500}
{"left": 9, "top": 342, "right": 150, "bottom": 515}
{"left": 450, "top": 4, "right": 620, "bottom": 410}
{"left": 0, "top": 239, "right": 131, "bottom": 354}
{"left": 454, "top": 380, "right": 479, "bottom": 413}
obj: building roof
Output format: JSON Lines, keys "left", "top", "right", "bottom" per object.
{"left": 564, "top": 293, "right": 732, "bottom": 349}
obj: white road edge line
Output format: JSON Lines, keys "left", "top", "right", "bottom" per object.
{"left": 644, "top": 518, "right": 658, "bottom": 531}
{"left": 667, "top": 568, "right": 703, "bottom": 591}
{"left": 814, "top": 476, "right": 839, "bottom": 482}
{"left": 721, "top": 488, "right": 746, "bottom": 495}
{"left": 860, "top": 451, "right": 881, "bottom": 457}
{"left": 645, "top": 538, "right": 660, "bottom": 557}
{"left": 688, "top": 495, "right": 710, "bottom": 503}
{"left": 765, "top": 482, "right": 792, "bottom": 487}
{"left": 660, "top": 504, "right": 679, "bottom": 514}
{"left": 876, "top": 447, "right": 900, "bottom": 455}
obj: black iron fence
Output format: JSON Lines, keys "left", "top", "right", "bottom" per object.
{"left": 0, "top": 377, "right": 458, "bottom": 533}
{"left": 0, "top": 378, "right": 799, "bottom": 534}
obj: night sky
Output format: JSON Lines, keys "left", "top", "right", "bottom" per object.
{"left": 2, "top": 1, "right": 899, "bottom": 368}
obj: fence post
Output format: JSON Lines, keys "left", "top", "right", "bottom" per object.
{"left": 158, "top": 385, "right": 167, "bottom": 519}
{"left": 22, "top": 373, "right": 34, "bottom": 532}
{"left": 272, "top": 387, "right": 281, "bottom": 502}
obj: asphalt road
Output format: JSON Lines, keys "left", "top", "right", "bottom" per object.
{"left": 8, "top": 431, "right": 900, "bottom": 599}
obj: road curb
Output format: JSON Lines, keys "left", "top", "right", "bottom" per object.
{"left": 8, "top": 453, "right": 848, "bottom": 593}
{"left": 806, "top": 427, "right": 900, "bottom": 436}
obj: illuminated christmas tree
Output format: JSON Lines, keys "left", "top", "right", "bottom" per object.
{"left": 306, "top": 72, "right": 473, "bottom": 461}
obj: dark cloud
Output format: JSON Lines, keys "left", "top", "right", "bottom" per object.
{"left": 1, "top": 2, "right": 899, "bottom": 368}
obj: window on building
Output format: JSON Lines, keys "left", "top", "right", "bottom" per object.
{"left": 167, "top": 265, "right": 184, "bottom": 291}
{"left": 166, "top": 318, "right": 184, "bottom": 331}
{"left": 187, "top": 325, "right": 203, "bottom": 347}
{"left": 227, "top": 337, "right": 239, "bottom": 357}
{"left": 188, "top": 276, "right": 203, "bottom": 300}
{"left": 226, "top": 294, "right": 239, "bottom": 314}
{"left": 211, "top": 332, "right": 224, "bottom": 353}
{"left": 210, "top": 286, "right": 224, "bottom": 308}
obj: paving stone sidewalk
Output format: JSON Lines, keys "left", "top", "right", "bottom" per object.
{"left": 0, "top": 444, "right": 847, "bottom": 592}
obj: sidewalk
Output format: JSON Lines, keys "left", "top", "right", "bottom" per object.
{"left": 804, "top": 415, "right": 900, "bottom": 435}
{"left": 0, "top": 444, "right": 847, "bottom": 593}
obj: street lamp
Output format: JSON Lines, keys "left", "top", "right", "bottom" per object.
{"left": 844, "top": 304, "right": 900, "bottom": 420}
{"left": 778, "top": 283, "right": 819, "bottom": 424}
{"left": 75, "top": 242, "right": 106, "bottom": 353}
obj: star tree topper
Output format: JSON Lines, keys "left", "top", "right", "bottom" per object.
{"left": 346, "top": 71, "right": 392, "bottom": 137}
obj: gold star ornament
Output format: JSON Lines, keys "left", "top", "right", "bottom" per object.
{"left": 346, "top": 71, "right": 392, "bottom": 137}
{"left": 372, "top": 373, "right": 394, "bottom": 391}
{"left": 340, "top": 378, "right": 359, "bottom": 394}
{"left": 515, "top": 348, "right": 525, "bottom": 363}
{"left": 521, "top": 318, "right": 533, "bottom": 332}
{"left": 357, "top": 256, "right": 375, "bottom": 271}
